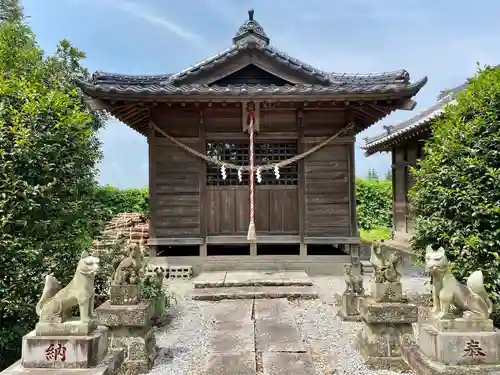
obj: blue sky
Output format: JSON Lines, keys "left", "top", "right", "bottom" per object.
{"left": 23, "top": 0, "right": 500, "bottom": 188}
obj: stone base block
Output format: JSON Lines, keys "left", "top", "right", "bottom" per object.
{"left": 109, "top": 328, "right": 156, "bottom": 363}
{"left": 96, "top": 301, "right": 152, "bottom": 327}
{"left": 357, "top": 327, "right": 410, "bottom": 371}
{"left": 419, "top": 323, "right": 500, "bottom": 365}
{"left": 110, "top": 285, "right": 140, "bottom": 305}
{"left": 35, "top": 320, "right": 97, "bottom": 336}
{"left": 370, "top": 281, "right": 402, "bottom": 302}
{"left": 401, "top": 334, "right": 500, "bottom": 375}
{"left": 359, "top": 299, "right": 418, "bottom": 324}
{"left": 21, "top": 326, "right": 108, "bottom": 369}
{"left": 338, "top": 293, "right": 362, "bottom": 321}
{"left": 431, "top": 317, "right": 494, "bottom": 332}
{"left": 119, "top": 359, "right": 154, "bottom": 375}
{"left": 2, "top": 350, "right": 125, "bottom": 375}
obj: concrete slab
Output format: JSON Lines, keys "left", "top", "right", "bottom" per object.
{"left": 255, "top": 319, "right": 306, "bottom": 352}
{"left": 254, "top": 299, "right": 295, "bottom": 322}
{"left": 210, "top": 322, "right": 255, "bottom": 353}
{"left": 262, "top": 352, "right": 315, "bottom": 375}
{"left": 203, "top": 352, "right": 256, "bottom": 375}
{"left": 223, "top": 270, "right": 313, "bottom": 287}
{"left": 191, "top": 286, "right": 318, "bottom": 301}
{"left": 193, "top": 271, "right": 227, "bottom": 289}
{"left": 211, "top": 300, "right": 253, "bottom": 323}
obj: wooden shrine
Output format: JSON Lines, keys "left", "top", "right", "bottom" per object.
{"left": 78, "top": 9, "right": 427, "bottom": 271}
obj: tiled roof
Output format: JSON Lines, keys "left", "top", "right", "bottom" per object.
{"left": 363, "top": 93, "right": 457, "bottom": 154}
{"left": 77, "top": 41, "right": 426, "bottom": 99}
{"left": 83, "top": 40, "right": 422, "bottom": 90}
{"left": 77, "top": 8, "right": 427, "bottom": 100}
{"left": 77, "top": 80, "right": 427, "bottom": 99}
{"left": 363, "top": 64, "right": 500, "bottom": 155}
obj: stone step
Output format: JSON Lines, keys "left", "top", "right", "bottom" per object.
{"left": 191, "top": 285, "right": 318, "bottom": 301}
{"left": 193, "top": 271, "right": 313, "bottom": 289}
{"left": 361, "top": 260, "right": 373, "bottom": 274}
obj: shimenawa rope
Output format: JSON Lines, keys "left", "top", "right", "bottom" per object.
{"left": 150, "top": 121, "right": 354, "bottom": 171}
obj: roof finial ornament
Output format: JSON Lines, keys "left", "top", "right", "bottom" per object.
{"left": 248, "top": 8, "right": 254, "bottom": 21}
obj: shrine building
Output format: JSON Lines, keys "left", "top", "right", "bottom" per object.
{"left": 363, "top": 81, "right": 467, "bottom": 249}
{"left": 78, "top": 9, "right": 427, "bottom": 274}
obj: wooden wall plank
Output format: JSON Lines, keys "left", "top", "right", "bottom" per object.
{"left": 304, "top": 143, "right": 350, "bottom": 237}
{"left": 260, "top": 109, "right": 296, "bottom": 132}
{"left": 302, "top": 110, "right": 346, "bottom": 136}
{"left": 152, "top": 131, "right": 202, "bottom": 238}
{"left": 206, "top": 187, "right": 298, "bottom": 235}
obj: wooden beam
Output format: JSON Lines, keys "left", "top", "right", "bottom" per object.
{"left": 206, "top": 235, "right": 301, "bottom": 244}
{"left": 148, "top": 238, "right": 204, "bottom": 246}
{"left": 303, "top": 237, "right": 361, "bottom": 244}
{"left": 198, "top": 109, "right": 207, "bottom": 248}
{"left": 297, "top": 108, "right": 306, "bottom": 246}
{"left": 148, "top": 118, "right": 157, "bottom": 255}
{"left": 347, "top": 110, "right": 358, "bottom": 237}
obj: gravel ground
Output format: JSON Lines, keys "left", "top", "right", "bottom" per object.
{"left": 149, "top": 275, "right": 430, "bottom": 375}
{"left": 293, "top": 275, "right": 429, "bottom": 375}
{"left": 149, "top": 280, "right": 216, "bottom": 375}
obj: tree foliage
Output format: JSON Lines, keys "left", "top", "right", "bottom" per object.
{"left": 94, "top": 185, "right": 149, "bottom": 221}
{"left": 410, "top": 64, "right": 500, "bottom": 302}
{"left": 356, "top": 178, "right": 392, "bottom": 231}
{"left": 0, "top": 10, "right": 106, "bottom": 368}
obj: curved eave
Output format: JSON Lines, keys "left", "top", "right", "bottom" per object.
{"left": 363, "top": 96, "right": 457, "bottom": 156}
{"left": 363, "top": 123, "right": 432, "bottom": 156}
{"left": 75, "top": 76, "right": 427, "bottom": 102}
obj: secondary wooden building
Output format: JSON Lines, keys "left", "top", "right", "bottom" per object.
{"left": 78, "top": 9, "right": 426, "bottom": 271}
{"left": 363, "top": 82, "right": 467, "bottom": 246}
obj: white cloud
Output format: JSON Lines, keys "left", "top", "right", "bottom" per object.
{"left": 115, "top": 1, "right": 199, "bottom": 41}
{"left": 71, "top": 0, "right": 200, "bottom": 42}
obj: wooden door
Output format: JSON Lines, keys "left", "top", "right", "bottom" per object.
{"left": 206, "top": 186, "right": 299, "bottom": 235}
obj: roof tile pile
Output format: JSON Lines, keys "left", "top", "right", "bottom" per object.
{"left": 92, "top": 212, "right": 149, "bottom": 253}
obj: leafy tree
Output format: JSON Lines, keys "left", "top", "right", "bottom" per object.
{"left": 410, "top": 64, "right": 500, "bottom": 302}
{"left": 0, "top": 0, "right": 23, "bottom": 23}
{"left": 94, "top": 185, "right": 149, "bottom": 220}
{"left": 384, "top": 169, "right": 392, "bottom": 181}
{"left": 367, "top": 168, "right": 379, "bottom": 181}
{"left": 356, "top": 178, "right": 392, "bottom": 231}
{"left": 0, "top": 11, "right": 106, "bottom": 368}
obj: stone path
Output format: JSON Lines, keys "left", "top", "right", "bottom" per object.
{"left": 202, "top": 299, "right": 315, "bottom": 375}
{"left": 191, "top": 271, "right": 318, "bottom": 301}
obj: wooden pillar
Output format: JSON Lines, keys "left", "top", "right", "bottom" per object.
{"left": 198, "top": 108, "right": 207, "bottom": 256}
{"left": 148, "top": 118, "right": 157, "bottom": 256}
{"left": 406, "top": 143, "right": 418, "bottom": 237}
{"left": 297, "top": 108, "right": 307, "bottom": 256}
{"left": 347, "top": 112, "right": 359, "bottom": 237}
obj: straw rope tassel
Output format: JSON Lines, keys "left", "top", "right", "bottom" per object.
{"left": 247, "top": 109, "right": 257, "bottom": 241}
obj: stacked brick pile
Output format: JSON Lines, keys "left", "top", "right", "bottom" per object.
{"left": 92, "top": 212, "right": 150, "bottom": 253}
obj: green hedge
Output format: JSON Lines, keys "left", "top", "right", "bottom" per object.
{"left": 93, "top": 185, "right": 149, "bottom": 223}
{"left": 410, "top": 64, "right": 500, "bottom": 303}
{"left": 356, "top": 178, "right": 392, "bottom": 232}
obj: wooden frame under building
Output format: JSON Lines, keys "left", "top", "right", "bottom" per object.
{"left": 78, "top": 9, "right": 427, "bottom": 272}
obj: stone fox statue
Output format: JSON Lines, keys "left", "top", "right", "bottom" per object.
{"left": 425, "top": 246, "right": 493, "bottom": 320}
{"left": 36, "top": 251, "right": 100, "bottom": 323}
{"left": 112, "top": 242, "right": 142, "bottom": 285}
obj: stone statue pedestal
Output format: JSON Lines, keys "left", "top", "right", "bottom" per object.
{"left": 96, "top": 284, "right": 156, "bottom": 375}
{"left": 35, "top": 319, "right": 97, "bottom": 336}
{"left": 357, "top": 281, "right": 418, "bottom": 371}
{"left": 1, "top": 325, "right": 124, "bottom": 375}
{"left": 402, "top": 314, "right": 500, "bottom": 374}
{"left": 338, "top": 260, "right": 365, "bottom": 321}
{"left": 338, "top": 293, "right": 363, "bottom": 321}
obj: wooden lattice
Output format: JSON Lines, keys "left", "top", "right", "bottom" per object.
{"left": 206, "top": 141, "right": 298, "bottom": 186}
